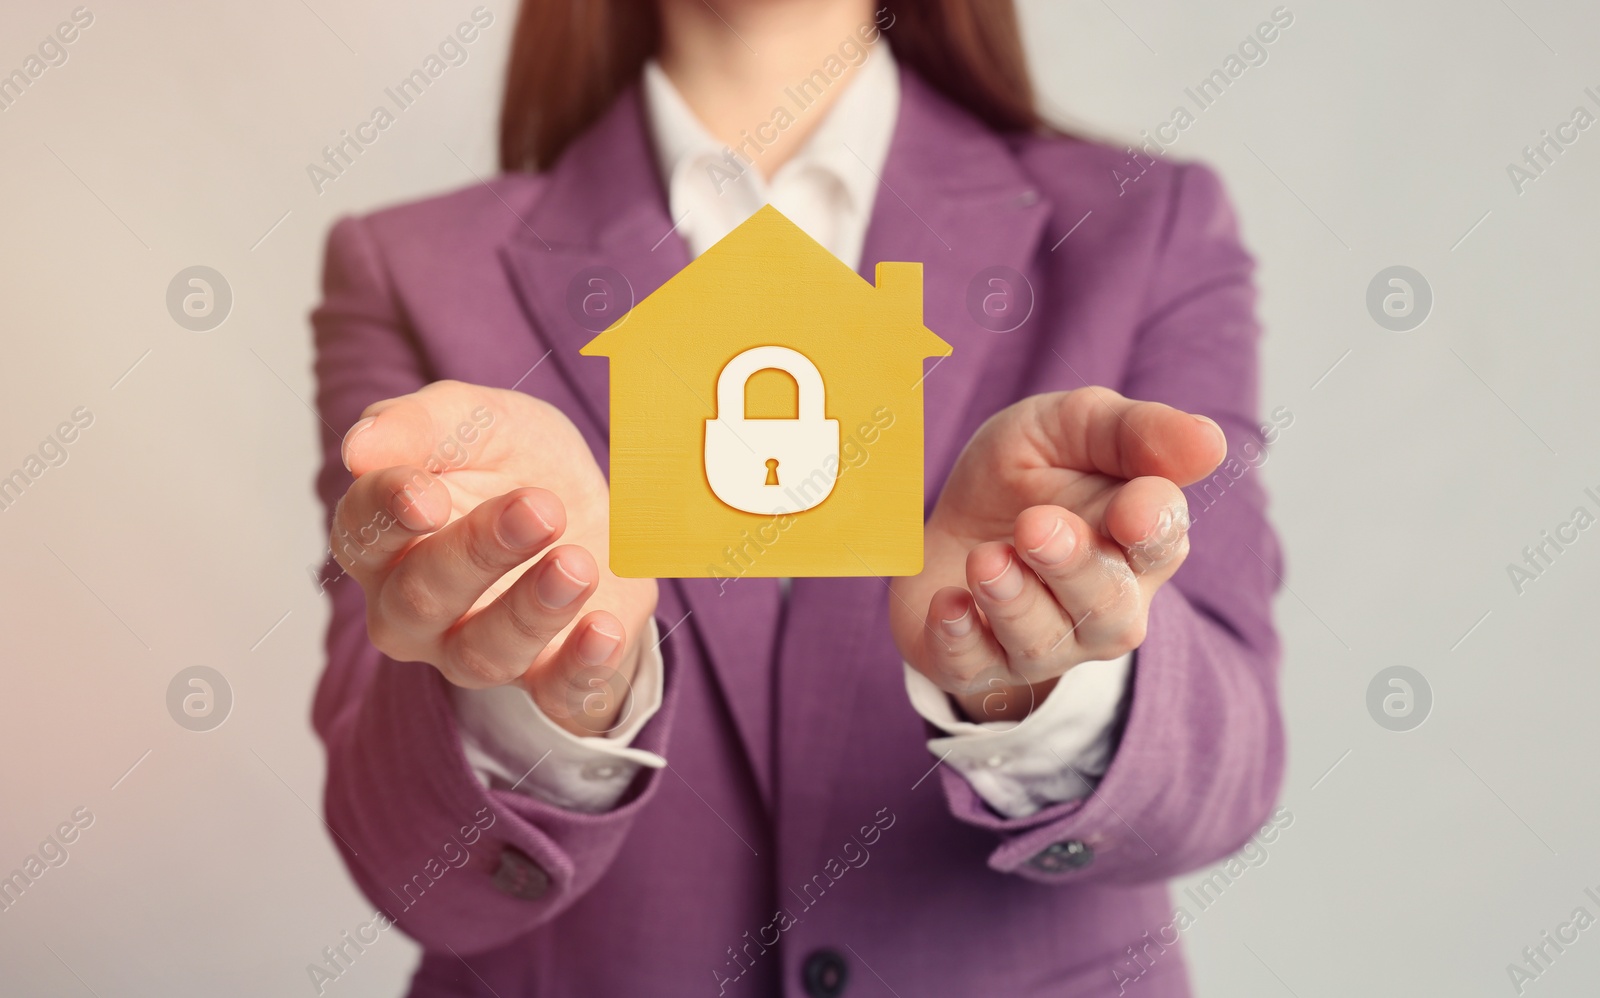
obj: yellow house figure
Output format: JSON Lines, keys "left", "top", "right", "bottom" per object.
{"left": 581, "top": 205, "right": 951, "bottom": 580}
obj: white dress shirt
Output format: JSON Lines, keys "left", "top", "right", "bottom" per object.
{"left": 451, "top": 42, "right": 1133, "bottom": 819}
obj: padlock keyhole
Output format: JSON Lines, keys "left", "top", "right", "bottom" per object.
{"left": 764, "top": 458, "right": 780, "bottom": 486}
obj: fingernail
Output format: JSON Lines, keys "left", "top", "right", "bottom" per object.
{"left": 536, "top": 557, "right": 589, "bottom": 610}
{"left": 941, "top": 608, "right": 973, "bottom": 637}
{"left": 575, "top": 621, "right": 621, "bottom": 666}
{"left": 1126, "top": 504, "right": 1190, "bottom": 575}
{"left": 496, "top": 495, "right": 552, "bottom": 551}
{"left": 1025, "top": 517, "right": 1074, "bottom": 566}
{"left": 392, "top": 486, "right": 436, "bottom": 531}
{"left": 1193, "top": 414, "right": 1226, "bottom": 451}
{"left": 977, "top": 557, "right": 1024, "bottom": 602}
{"left": 342, "top": 417, "right": 376, "bottom": 472}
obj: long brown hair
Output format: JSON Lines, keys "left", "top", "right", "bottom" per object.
{"left": 498, "top": 0, "right": 1044, "bottom": 172}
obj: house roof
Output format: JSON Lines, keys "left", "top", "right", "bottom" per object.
{"left": 580, "top": 205, "right": 951, "bottom": 360}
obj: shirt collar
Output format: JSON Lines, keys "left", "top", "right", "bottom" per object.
{"left": 641, "top": 40, "right": 899, "bottom": 221}
{"left": 641, "top": 59, "right": 721, "bottom": 203}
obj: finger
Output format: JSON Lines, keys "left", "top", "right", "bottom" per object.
{"left": 374, "top": 488, "right": 567, "bottom": 654}
{"left": 1010, "top": 506, "right": 1144, "bottom": 657}
{"left": 1031, "top": 387, "right": 1227, "bottom": 486}
{"left": 342, "top": 380, "right": 493, "bottom": 476}
{"left": 441, "top": 544, "right": 599, "bottom": 688}
{"left": 1101, "top": 477, "right": 1192, "bottom": 580}
{"left": 966, "top": 541, "right": 1087, "bottom": 681}
{"left": 914, "top": 586, "right": 1009, "bottom": 693}
{"left": 521, "top": 611, "right": 634, "bottom": 736}
{"left": 330, "top": 465, "right": 452, "bottom": 585}
{"left": 913, "top": 587, "right": 1047, "bottom": 724}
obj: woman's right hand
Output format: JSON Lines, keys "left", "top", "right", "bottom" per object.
{"left": 329, "top": 380, "right": 659, "bottom": 736}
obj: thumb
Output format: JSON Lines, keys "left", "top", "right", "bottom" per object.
{"left": 1032, "top": 387, "right": 1227, "bottom": 486}
{"left": 343, "top": 380, "right": 497, "bottom": 476}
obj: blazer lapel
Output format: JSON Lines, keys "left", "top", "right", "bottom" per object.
{"left": 777, "top": 67, "right": 1056, "bottom": 874}
{"left": 498, "top": 87, "right": 686, "bottom": 443}
{"left": 860, "top": 68, "right": 1055, "bottom": 494}
{"left": 498, "top": 86, "right": 781, "bottom": 812}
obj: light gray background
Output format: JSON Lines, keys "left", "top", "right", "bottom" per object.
{"left": 1, "top": 0, "right": 1596, "bottom": 995}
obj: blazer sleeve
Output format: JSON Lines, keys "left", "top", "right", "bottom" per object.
{"left": 937, "top": 162, "right": 1287, "bottom": 885}
{"left": 309, "top": 215, "right": 682, "bottom": 953}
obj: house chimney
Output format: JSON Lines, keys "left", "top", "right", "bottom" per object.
{"left": 873, "top": 262, "right": 923, "bottom": 323}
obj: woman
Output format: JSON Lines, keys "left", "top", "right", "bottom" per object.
{"left": 311, "top": 0, "right": 1284, "bottom": 994}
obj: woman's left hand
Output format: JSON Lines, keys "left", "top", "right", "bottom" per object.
{"left": 888, "top": 387, "right": 1228, "bottom": 723}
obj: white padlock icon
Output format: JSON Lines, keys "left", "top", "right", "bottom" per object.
{"left": 704, "top": 346, "right": 840, "bottom": 515}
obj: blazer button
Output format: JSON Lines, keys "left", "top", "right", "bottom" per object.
{"left": 801, "top": 948, "right": 849, "bottom": 997}
{"left": 1027, "top": 839, "right": 1094, "bottom": 873}
{"left": 491, "top": 845, "right": 551, "bottom": 901}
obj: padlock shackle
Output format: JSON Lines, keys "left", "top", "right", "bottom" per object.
{"left": 714, "top": 346, "right": 827, "bottom": 422}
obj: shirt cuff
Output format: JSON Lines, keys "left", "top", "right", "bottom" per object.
{"left": 449, "top": 617, "right": 667, "bottom": 814}
{"left": 903, "top": 651, "right": 1133, "bottom": 820}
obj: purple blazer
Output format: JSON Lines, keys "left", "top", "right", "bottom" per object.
{"left": 311, "top": 67, "right": 1284, "bottom": 998}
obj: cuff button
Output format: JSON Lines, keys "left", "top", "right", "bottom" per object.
{"left": 1027, "top": 839, "right": 1093, "bottom": 873}
{"left": 491, "top": 845, "right": 552, "bottom": 901}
